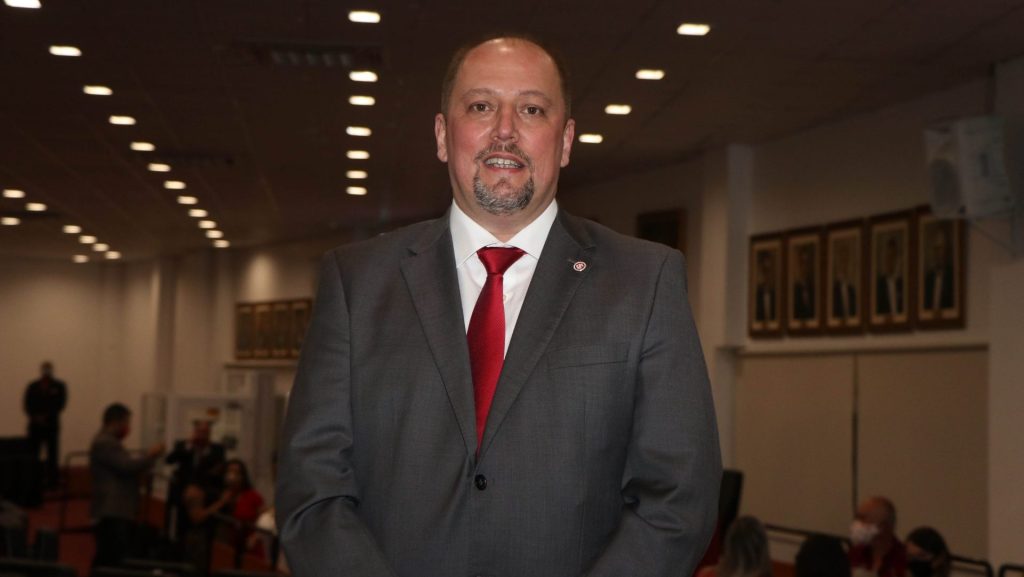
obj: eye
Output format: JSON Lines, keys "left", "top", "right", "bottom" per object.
{"left": 469, "top": 102, "right": 490, "bottom": 113}
{"left": 523, "top": 105, "right": 544, "bottom": 116}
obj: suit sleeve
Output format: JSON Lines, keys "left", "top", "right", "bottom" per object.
{"left": 275, "top": 253, "right": 396, "bottom": 577}
{"left": 92, "top": 438, "right": 156, "bottom": 475}
{"left": 585, "top": 250, "right": 722, "bottom": 577}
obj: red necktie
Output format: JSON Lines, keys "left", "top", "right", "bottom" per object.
{"left": 468, "top": 246, "right": 525, "bottom": 450}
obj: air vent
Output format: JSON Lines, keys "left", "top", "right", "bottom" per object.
{"left": 247, "top": 42, "right": 383, "bottom": 70}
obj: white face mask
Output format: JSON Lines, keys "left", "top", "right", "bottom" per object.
{"left": 851, "top": 520, "right": 880, "bottom": 545}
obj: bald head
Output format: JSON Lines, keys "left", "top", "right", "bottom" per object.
{"left": 440, "top": 35, "right": 571, "bottom": 120}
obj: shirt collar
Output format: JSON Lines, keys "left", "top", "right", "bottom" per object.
{"left": 450, "top": 200, "right": 558, "bottom": 267}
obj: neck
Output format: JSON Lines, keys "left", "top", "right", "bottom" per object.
{"left": 455, "top": 197, "right": 554, "bottom": 243}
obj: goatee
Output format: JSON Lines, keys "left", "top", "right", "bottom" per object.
{"left": 473, "top": 175, "right": 534, "bottom": 216}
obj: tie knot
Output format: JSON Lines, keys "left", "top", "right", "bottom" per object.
{"left": 477, "top": 246, "right": 525, "bottom": 276}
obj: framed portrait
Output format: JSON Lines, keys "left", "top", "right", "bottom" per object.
{"left": 748, "top": 233, "right": 785, "bottom": 337}
{"left": 290, "top": 299, "right": 312, "bottom": 358}
{"left": 235, "top": 304, "right": 254, "bottom": 359}
{"left": 637, "top": 209, "right": 686, "bottom": 254}
{"left": 915, "top": 208, "right": 966, "bottom": 329}
{"left": 868, "top": 211, "right": 915, "bottom": 331}
{"left": 824, "top": 220, "right": 866, "bottom": 333}
{"left": 252, "top": 303, "right": 274, "bottom": 358}
{"left": 785, "top": 228, "right": 824, "bottom": 335}
{"left": 271, "top": 301, "right": 292, "bottom": 358}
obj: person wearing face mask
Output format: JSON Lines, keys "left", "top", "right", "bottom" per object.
{"left": 88, "top": 403, "right": 166, "bottom": 568}
{"left": 905, "top": 527, "right": 951, "bottom": 577}
{"left": 849, "top": 496, "right": 907, "bottom": 577}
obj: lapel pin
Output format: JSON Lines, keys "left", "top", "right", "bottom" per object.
{"left": 573, "top": 261, "right": 587, "bottom": 272}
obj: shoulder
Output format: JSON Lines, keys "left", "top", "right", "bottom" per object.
{"left": 324, "top": 216, "right": 447, "bottom": 271}
{"left": 558, "top": 210, "right": 684, "bottom": 269}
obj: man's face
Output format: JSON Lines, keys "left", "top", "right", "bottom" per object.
{"left": 193, "top": 421, "right": 211, "bottom": 446}
{"left": 114, "top": 417, "right": 131, "bottom": 440}
{"left": 855, "top": 499, "right": 893, "bottom": 541}
{"left": 41, "top": 362, "right": 53, "bottom": 378}
{"left": 435, "top": 39, "right": 574, "bottom": 221}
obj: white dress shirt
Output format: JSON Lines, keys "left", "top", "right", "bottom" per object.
{"left": 450, "top": 200, "right": 558, "bottom": 356}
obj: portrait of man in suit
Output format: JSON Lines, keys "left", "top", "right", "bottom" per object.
{"left": 754, "top": 250, "right": 778, "bottom": 323}
{"left": 874, "top": 233, "right": 905, "bottom": 317}
{"left": 791, "top": 243, "right": 816, "bottom": 321}
{"left": 276, "top": 35, "right": 722, "bottom": 577}
{"left": 922, "top": 220, "right": 955, "bottom": 312}
{"left": 830, "top": 237, "right": 858, "bottom": 321}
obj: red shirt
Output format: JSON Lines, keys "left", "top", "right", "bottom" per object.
{"left": 850, "top": 539, "right": 907, "bottom": 577}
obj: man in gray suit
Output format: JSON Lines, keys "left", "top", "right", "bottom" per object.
{"left": 276, "top": 35, "right": 721, "bottom": 577}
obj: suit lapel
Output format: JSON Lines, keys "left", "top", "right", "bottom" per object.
{"left": 479, "top": 211, "right": 595, "bottom": 458}
{"left": 400, "top": 217, "right": 477, "bottom": 457}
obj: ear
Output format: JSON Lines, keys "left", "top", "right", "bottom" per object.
{"left": 560, "top": 118, "right": 575, "bottom": 168}
{"left": 434, "top": 113, "right": 448, "bottom": 163}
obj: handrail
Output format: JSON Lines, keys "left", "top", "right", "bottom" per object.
{"left": 763, "top": 522, "right": 852, "bottom": 546}
{"left": 951, "top": 556, "right": 994, "bottom": 577}
{"left": 999, "top": 564, "right": 1024, "bottom": 577}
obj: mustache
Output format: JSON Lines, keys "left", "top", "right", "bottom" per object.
{"left": 475, "top": 143, "right": 532, "bottom": 167}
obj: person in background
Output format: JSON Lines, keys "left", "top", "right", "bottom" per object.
{"left": 698, "top": 516, "right": 773, "bottom": 577}
{"left": 89, "top": 403, "right": 165, "bottom": 568}
{"left": 849, "top": 496, "right": 906, "bottom": 577}
{"left": 796, "top": 534, "right": 852, "bottom": 577}
{"left": 165, "top": 419, "right": 226, "bottom": 541}
{"left": 24, "top": 361, "right": 68, "bottom": 489}
{"left": 905, "top": 527, "right": 952, "bottom": 577}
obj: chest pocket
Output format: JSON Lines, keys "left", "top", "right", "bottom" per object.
{"left": 546, "top": 342, "right": 630, "bottom": 370}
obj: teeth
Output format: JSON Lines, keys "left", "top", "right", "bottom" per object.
{"left": 485, "top": 157, "right": 523, "bottom": 168}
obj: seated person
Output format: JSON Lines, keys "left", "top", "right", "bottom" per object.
{"left": 796, "top": 534, "right": 851, "bottom": 577}
{"left": 849, "top": 496, "right": 906, "bottom": 577}
{"left": 905, "top": 527, "right": 951, "bottom": 577}
{"left": 698, "top": 516, "right": 772, "bottom": 577}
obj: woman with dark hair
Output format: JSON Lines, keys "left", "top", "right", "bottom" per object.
{"left": 222, "top": 459, "right": 264, "bottom": 527}
{"left": 699, "top": 516, "right": 773, "bottom": 577}
{"left": 795, "top": 534, "right": 851, "bottom": 577}
{"left": 905, "top": 527, "right": 951, "bottom": 577}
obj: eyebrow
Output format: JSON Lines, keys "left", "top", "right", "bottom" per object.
{"left": 461, "top": 88, "right": 554, "bottom": 105}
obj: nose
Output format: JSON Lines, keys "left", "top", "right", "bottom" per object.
{"left": 492, "top": 106, "right": 518, "bottom": 142}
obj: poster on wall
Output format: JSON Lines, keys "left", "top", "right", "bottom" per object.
{"left": 784, "top": 227, "right": 824, "bottom": 335}
{"left": 235, "top": 304, "right": 254, "bottom": 359}
{"left": 748, "top": 233, "right": 785, "bottom": 338}
{"left": 825, "top": 220, "right": 866, "bottom": 334}
{"left": 271, "top": 301, "right": 292, "bottom": 359}
{"left": 868, "top": 211, "right": 915, "bottom": 331}
{"left": 252, "top": 303, "right": 274, "bottom": 358}
{"left": 915, "top": 207, "right": 966, "bottom": 329}
{"left": 290, "top": 299, "right": 312, "bottom": 358}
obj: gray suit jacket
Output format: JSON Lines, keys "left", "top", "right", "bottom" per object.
{"left": 89, "top": 430, "right": 156, "bottom": 521}
{"left": 276, "top": 209, "right": 721, "bottom": 577}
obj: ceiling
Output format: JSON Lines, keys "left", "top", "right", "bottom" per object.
{"left": 2, "top": 0, "right": 1024, "bottom": 261}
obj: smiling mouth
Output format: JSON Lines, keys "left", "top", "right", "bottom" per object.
{"left": 483, "top": 157, "right": 525, "bottom": 169}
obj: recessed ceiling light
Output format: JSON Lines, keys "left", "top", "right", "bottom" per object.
{"left": 109, "top": 115, "right": 136, "bottom": 126}
{"left": 677, "top": 22, "right": 711, "bottom": 36}
{"left": 26, "top": 202, "right": 47, "bottom": 212}
{"left": 213, "top": 240, "right": 230, "bottom": 248}
{"left": 578, "top": 134, "right": 604, "bottom": 144}
{"left": 1, "top": 217, "right": 20, "bottom": 226}
{"left": 604, "top": 104, "right": 632, "bottom": 115}
{"left": 205, "top": 230, "right": 224, "bottom": 239}
{"left": 130, "top": 141, "right": 155, "bottom": 152}
{"left": 188, "top": 208, "right": 207, "bottom": 218}
{"left": 346, "top": 126, "right": 372, "bottom": 137}
{"left": 346, "top": 186, "right": 368, "bottom": 196}
{"left": 105, "top": 251, "right": 121, "bottom": 260}
{"left": 635, "top": 69, "right": 665, "bottom": 80}
{"left": 346, "top": 150, "right": 370, "bottom": 160}
{"left": 349, "top": 70, "right": 378, "bottom": 83}
{"left": 198, "top": 220, "right": 216, "bottom": 229}
{"left": 49, "top": 45, "right": 81, "bottom": 57}
{"left": 80, "top": 235, "right": 97, "bottom": 244}
{"left": 83, "top": 85, "right": 112, "bottom": 96}
{"left": 3, "top": 188, "right": 26, "bottom": 198}
{"left": 6, "top": 0, "right": 42, "bottom": 9}
{"left": 346, "top": 170, "right": 368, "bottom": 179}
{"left": 348, "top": 10, "right": 381, "bottom": 23}
{"left": 93, "top": 243, "right": 109, "bottom": 252}
{"left": 165, "top": 180, "right": 186, "bottom": 190}
{"left": 147, "top": 163, "right": 171, "bottom": 172}
{"left": 63, "top": 224, "right": 82, "bottom": 234}
{"left": 177, "top": 195, "right": 198, "bottom": 205}
{"left": 73, "top": 255, "right": 90, "bottom": 264}
{"left": 349, "top": 95, "right": 375, "bottom": 106}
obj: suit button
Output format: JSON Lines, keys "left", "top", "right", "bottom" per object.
{"left": 474, "top": 474, "right": 487, "bottom": 490}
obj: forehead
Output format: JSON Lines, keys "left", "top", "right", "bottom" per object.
{"left": 453, "top": 40, "right": 561, "bottom": 100}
